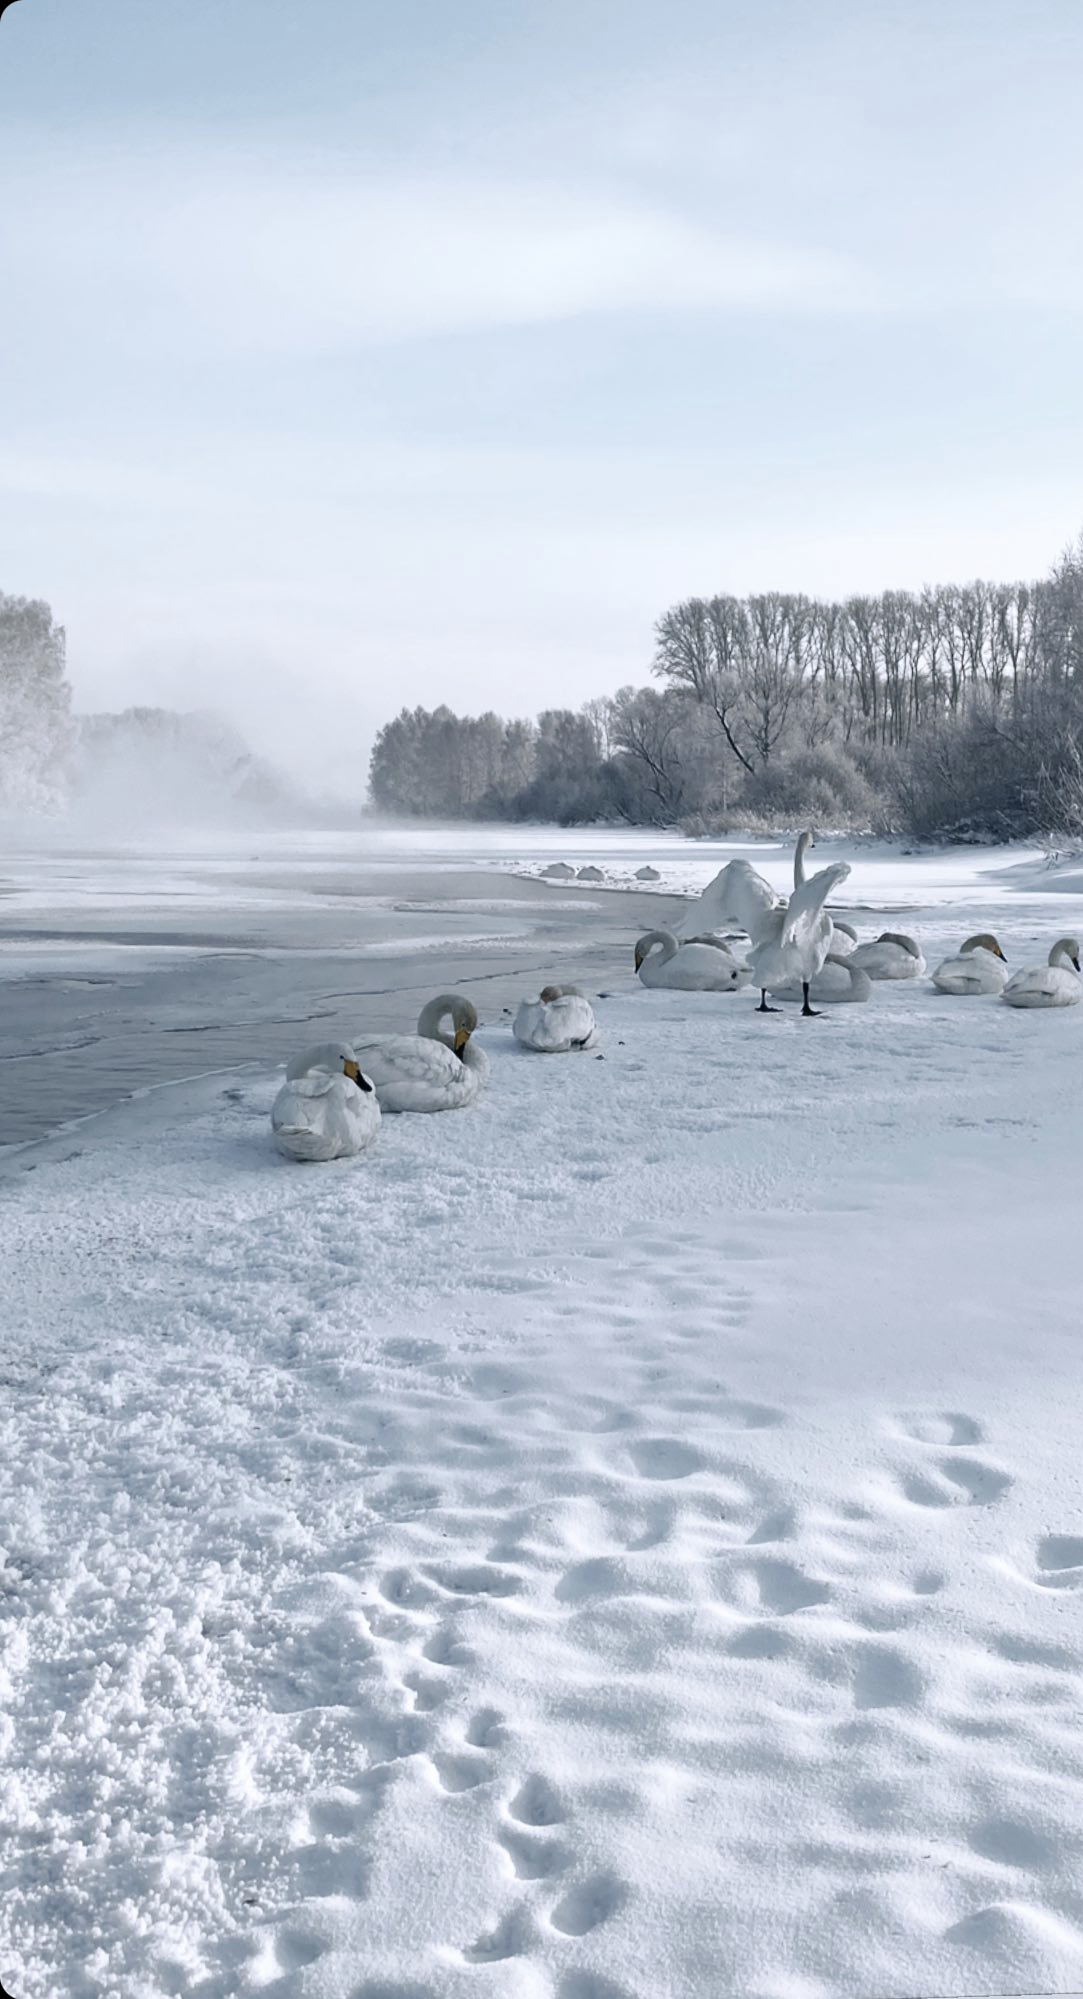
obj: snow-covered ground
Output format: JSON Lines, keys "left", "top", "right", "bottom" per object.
{"left": 3, "top": 830, "right": 1083, "bottom": 1998}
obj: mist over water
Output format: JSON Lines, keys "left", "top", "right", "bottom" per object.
{"left": 0, "top": 705, "right": 359, "bottom": 850}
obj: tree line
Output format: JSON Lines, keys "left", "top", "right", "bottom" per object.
{"left": 368, "top": 537, "right": 1083, "bottom": 840}
{"left": 0, "top": 592, "right": 72, "bottom": 811}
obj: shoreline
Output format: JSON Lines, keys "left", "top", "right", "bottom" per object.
{"left": 0, "top": 863, "right": 685, "bottom": 1157}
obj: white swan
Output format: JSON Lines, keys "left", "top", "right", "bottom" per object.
{"left": 930, "top": 934, "right": 1008, "bottom": 995}
{"left": 1001, "top": 937, "right": 1082, "bottom": 1009}
{"left": 354, "top": 994, "right": 489, "bottom": 1112}
{"left": 847, "top": 931, "right": 926, "bottom": 980}
{"left": 794, "top": 830, "right": 857, "bottom": 955}
{"left": 771, "top": 950, "right": 872, "bottom": 1006}
{"left": 514, "top": 985, "right": 599, "bottom": 1051}
{"left": 271, "top": 1042, "right": 380, "bottom": 1161}
{"left": 635, "top": 929, "right": 747, "bottom": 992}
{"left": 748, "top": 861, "right": 852, "bottom": 1016}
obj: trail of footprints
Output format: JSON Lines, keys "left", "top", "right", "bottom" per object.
{"left": 253, "top": 1246, "right": 1083, "bottom": 1999}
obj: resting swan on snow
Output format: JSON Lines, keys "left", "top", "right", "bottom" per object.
{"left": 271, "top": 1042, "right": 380, "bottom": 1161}
{"left": 1001, "top": 937, "right": 1082, "bottom": 1009}
{"left": 354, "top": 994, "right": 489, "bottom": 1112}
{"left": 748, "top": 860, "right": 852, "bottom": 1016}
{"left": 771, "top": 950, "right": 872, "bottom": 1006}
{"left": 635, "top": 929, "right": 747, "bottom": 991}
{"left": 848, "top": 931, "right": 926, "bottom": 980}
{"left": 514, "top": 985, "right": 598, "bottom": 1051}
{"left": 930, "top": 934, "right": 1008, "bottom": 995}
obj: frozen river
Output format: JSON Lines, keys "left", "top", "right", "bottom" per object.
{"left": 0, "top": 821, "right": 1072, "bottom": 1151}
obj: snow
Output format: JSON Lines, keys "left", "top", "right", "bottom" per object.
{"left": 3, "top": 832, "right": 1083, "bottom": 1998}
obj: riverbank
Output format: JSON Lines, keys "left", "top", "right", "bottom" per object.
{"left": 0, "top": 825, "right": 1068, "bottom": 1153}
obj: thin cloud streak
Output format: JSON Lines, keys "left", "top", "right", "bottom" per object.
{"left": 4, "top": 141, "right": 869, "bottom": 358}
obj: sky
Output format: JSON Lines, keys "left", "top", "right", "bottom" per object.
{"left": 2, "top": 0, "right": 1082, "bottom": 791}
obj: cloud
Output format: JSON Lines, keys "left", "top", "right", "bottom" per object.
{"left": 3, "top": 134, "right": 868, "bottom": 360}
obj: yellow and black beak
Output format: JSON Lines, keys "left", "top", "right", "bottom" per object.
{"left": 633, "top": 946, "right": 645, "bottom": 972}
{"left": 453, "top": 1026, "right": 471, "bottom": 1062}
{"left": 343, "top": 1058, "right": 373, "bottom": 1092}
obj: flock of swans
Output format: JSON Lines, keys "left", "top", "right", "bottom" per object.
{"left": 270, "top": 831, "right": 1082, "bottom": 1161}
{"left": 635, "top": 831, "right": 1081, "bottom": 1018}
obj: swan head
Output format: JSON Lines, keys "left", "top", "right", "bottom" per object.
{"left": 540, "top": 984, "right": 563, "bottom": 1003}
{"left": 878, "top": 931, "right": 921, "bottom": 958}
{"left": 961, "top": 933, "right": 1006, "bottom": 960}
{"left": 1052, "top": 936, "right": 1082, "bottom": 971}
{"left": 418, "top": 992, "right": 479, "bottom": 1059}
{"left": 285, "top": 1041, "right": 374, "bottom": 1090}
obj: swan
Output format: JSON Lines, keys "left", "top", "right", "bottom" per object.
{"left": 771, "top": 951, "right": 872, "bottom": 1006}
{"left": 794, "top": 830, "right": 857, "bottom": 955}
{"left": 828, "top": 919, "right": 858, "bottom": 955}
{"left": 747, "top": 861, "right": 852, "bottom": 1016}
{"left": 847, "top": 931, "right": 926, "bottom": 980}
{"left": 930, "top": 934, "right": 1008, "bottom": 995}
{"left": 514, "top": 985, "right": 599, "bottom": 1051}
{"left": 635, "top": 929, "right": 747, "bottom": 991}
{"left": 1001, "top": 937, "right": 1082, "bottom": 1009}
{"left": 354, "top": 994, "right": 489, "bottom": 1112}
{"left": 271, "top": 1042, "right": 380, "bottom": 1161}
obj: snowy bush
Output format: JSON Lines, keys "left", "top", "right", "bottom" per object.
{"left": 0, "top": 592, "right": 73, "bottom": 811}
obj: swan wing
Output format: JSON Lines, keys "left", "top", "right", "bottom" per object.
{"left": 354, "top": 1032, "right": 479, "bottom": 1111}
{"left": 1002, "top": 964, "right": 1082, "bottom": 1007}
{"left": 932, "top": 949, "right": 1006, "bottom": 994}
{"left": 272, "top": 1074, "right": 379, "bottom": 1159}
{"left": 676, "top": 859, "right": 777, "bottom": 940}
{"left": 514, "top": 996, "right": 597, "bottom": 1050}
{"left": 780, "top": 862, "right": 851, "bottom": 949}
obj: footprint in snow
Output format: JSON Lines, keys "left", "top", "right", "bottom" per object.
{"left": 402, "top": 1670, "right": 449, "bottom": 1713}
{"left": 425, "top": 1562, "right": 523, "bottom": 1598}
{"left": 430, "top": 1750, "right": 492, "bottom": 1794}
{"left": 509, "top": 1773, "right": 566, "bottom": 1827}
{"left": 891, "top": 1409, "right": 984, "bottom": 1447}
{"left": 897, "top": 1457, "right": 1013, "bottom": 1508}
{"left": 463, "top": 1905, "right": 531, "bottom": 1962}
{"left": 716, "top": 1556, "right": 831, "bottom": 1616}
{"left": 627, "top": 1437, "right": 703, "bottom": 1480}
{"left": 1003, "top": 1534, "right": 1083, "bottom": 1591}
{"left": 421, "top": 1625, "right": 472, "bottom": 1667}
{"left": 550, "top": 1871, "right": 628, "bottom": 1937}
{"left": 497, "top": 1822, "right": 569, "bottom": 1880}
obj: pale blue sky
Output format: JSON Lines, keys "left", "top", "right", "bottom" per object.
{"left": 2, "top": 0, "right": 1082, "bottom": 783}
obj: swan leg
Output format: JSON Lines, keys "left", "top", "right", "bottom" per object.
{"left": 757, "top": 989, "right": 781, "bottom": 1014}
{"left": 801, "top": 982, "right": 823, "bottom": 1018}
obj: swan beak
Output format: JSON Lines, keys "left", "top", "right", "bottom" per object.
{"left": 344, "top": 1059, "right": 373, "bottom": 1091}
{"left": 453, "top": 1026, "right": 471, "bottom": 1061}
{"left": 634, "top": 948, "right": 645, "bottom": 972}
{"left": 1073, "top": 956, "right": 1081, "bottom": 973}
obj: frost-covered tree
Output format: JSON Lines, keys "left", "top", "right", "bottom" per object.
{"left": 0, "top": 592, "right": 73, "bottom": 810}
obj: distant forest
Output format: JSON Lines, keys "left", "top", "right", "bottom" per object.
{"left": 368, "top": 538, "right": 1083, "bottom": 841}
